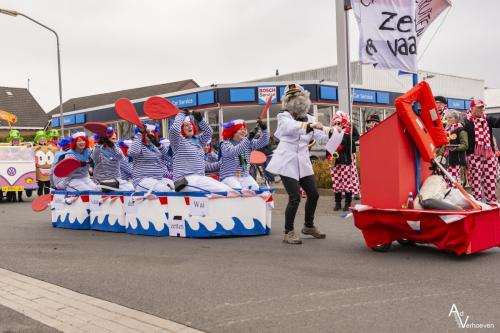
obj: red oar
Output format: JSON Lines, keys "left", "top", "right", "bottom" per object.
{"left": 250, "top": 150, "right": 267, "bottom": 165}
{"left": 259, "top": 94, "right": 274, "bottom": 120}
{"left": 144, "top": 96, "right": 180, "bottom": 120}
{"left": 115, "top": 98, "right": 143, "bottom": 128}
{"left": 32, "top": 194, "right": 52, "bottom": 212}
{"left": 54, "top": 158, "right": 81, "bottom": 177}
{"left": 84, "top": 122, "right": 108, "bottom": 137}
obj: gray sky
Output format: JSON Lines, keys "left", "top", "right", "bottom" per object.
{"left": 1, "top": 0, "right": 498, "bottom": 112}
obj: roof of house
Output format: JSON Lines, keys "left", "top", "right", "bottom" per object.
{"left": 48, "top": 79, "right": 199, "bottom": 115}
{"left": 0, "top": 86, "right": 48, "bottom": 128}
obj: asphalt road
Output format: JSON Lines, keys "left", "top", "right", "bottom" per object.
{"left": 0, "top": 195, "right": 499, "bottom": 333}
{"left": 0, "top": 303, "right": 59, "bottom": 333}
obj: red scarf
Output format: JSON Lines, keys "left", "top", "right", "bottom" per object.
{"left": 445, "top": 122, "right": 462, "bottom": 133}
{"left": 466, "top": 108, "right": 493, "bottom": 158}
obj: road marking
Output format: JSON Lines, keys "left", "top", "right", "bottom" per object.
{"left": 0, "top": 268, "right": 204, "bottom": 333}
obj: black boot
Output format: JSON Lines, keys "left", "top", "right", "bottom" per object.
{"left": 343, "top": 192, "right": 352, "bottom": 211}
{"left": 17, "top": 191, "right": 23, "bottom": 202}
{"left": 334, "top": 192, "right": 342, "bottom": 211}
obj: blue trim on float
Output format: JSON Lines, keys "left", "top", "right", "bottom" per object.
{"left": 185, "top": 217, "right": 267, "bottom": 238}
{"left": 126, "top": 216, "right": 169, "bottom": 237}
{"left": 82, "top": 188, "right": 274, "bottom": 197}
{"left": 53, "top": 214, "right": 90, "bottom": 230}
{"left": 90, "top": 215, "right": 126, "bottom": 233}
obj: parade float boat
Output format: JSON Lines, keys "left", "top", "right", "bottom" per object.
{"left": 49, "top": 190, "right": 274, "bottom": 238}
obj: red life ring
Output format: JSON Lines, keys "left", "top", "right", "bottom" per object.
{"left": 395, "top": 81, "right": 448, "bottom": 162}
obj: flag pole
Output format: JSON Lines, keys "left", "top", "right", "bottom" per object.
{"left": 336, "top": 0, "right": 353, "bottom": 154}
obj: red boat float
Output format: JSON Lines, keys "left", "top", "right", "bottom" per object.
{"left": 355, "top": 82, "right": 500, "bottom": 255}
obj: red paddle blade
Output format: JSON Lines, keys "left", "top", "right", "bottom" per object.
{"left": 32, "top": 194, "right": 52, "bottom": 212}
{"left": 54, "top": 158, "right": 81, "bottom": 177}
{"left": 259, "top": 94, "right": 274, "bottom": 119}
{"left": 115, "top": 98, "right": 143, "bottom": 127}
{"left": 84, "top": 122, "right": 108, "bottom": 137}
{"left": 250, "top": 150, "right": 267, "bottom": 165}
{"left": 144, "top": 96, "right": 180, "bottom": 120}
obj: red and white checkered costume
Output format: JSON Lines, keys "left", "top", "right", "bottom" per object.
{"left": 467, "top": 155, "right": 497, "bottom": 202}
{"left": 446, "top": 165, "right": 461, "bottom": 187}
{"left": 331, "top": 154, "right": 360, "bottom": 194}
{"left": 466, "top": 101, "right": 498, "bottom": 202}
{"left": 330, "top": 112, "right": 360, "bottom": 195}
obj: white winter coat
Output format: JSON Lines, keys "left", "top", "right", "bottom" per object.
{"left": 266, "top": 112, "right": 330, "bottom": 180}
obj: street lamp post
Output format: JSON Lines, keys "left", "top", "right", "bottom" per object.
{"left": 0, "top": 8, "right": 65, "bottom": 135}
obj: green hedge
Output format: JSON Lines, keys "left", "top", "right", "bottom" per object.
{"left": 313, "top": 152, "right": 360, "bottom": 189}
{"left": 313, "top": 159, "right": 332, "bottom": 189}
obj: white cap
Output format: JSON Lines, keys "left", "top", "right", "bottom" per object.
{"left": 71, "top": 131, "right": 86, "bottom": 139}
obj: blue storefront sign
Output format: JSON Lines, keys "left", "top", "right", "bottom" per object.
{"left": 376, "top": 92, "right": 390, "bottom": 104}
{"left": 278, "top": 86, "right": 286, "bottom": 99}
{"left": 448, "top": 98, "right": 466, "bottom": 110}
{"left": 230, "top": 88, "right": 256, "bottom": 103}
{"left": 197, "top": 90, "right": 215, "bottom": 106}
{"left": 319, "top": 86, "right": 337, "bottom": 100}
{"left": 52, "top": 113, "right": 86, "bottom": 128}
{"left": 352, "top": 89, "right": 377, "bottom": 103}
{"left": 168, "top": 93, "right": 197, "bottom": 108}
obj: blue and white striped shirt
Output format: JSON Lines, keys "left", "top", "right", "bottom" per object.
{"left": 128, "top": 133, "right": 170, "bottom": 186}
{"left": 119, "top": 158, "right": 133, "bottom": 181}
{"left": 161, "top": 151, "right": 173, "bottom": 179}
{"left": 91, "top": 144, "right": 124, "bottom": 182}
{"left": 205, "top": 151, "right": 219, "bottom": 174}
{"left": 219, "top": 129, "right": 269, "bottom": 180}
{"left": 169, "top": 113, "right": 212, "bottom": 181}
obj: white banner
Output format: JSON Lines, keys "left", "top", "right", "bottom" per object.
{"left": 353, "top": 0, "right": 451, "bottom": 73}
{"left": 415, "top": 0, "right": 451, "bottom": 40}
{"left": 189, "top": 196, "right": 209, "bottom": 217}
{"left": 123, "top": 195, "right": 137, "bottom": 214}
{"left": 89, "top": 194, "right": 102, "bottom": 211}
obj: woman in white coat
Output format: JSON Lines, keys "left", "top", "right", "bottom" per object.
{"left": 267, "top": 83, "right": 331, "bottom": 244}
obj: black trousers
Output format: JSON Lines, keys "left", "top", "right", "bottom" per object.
{"left": 281, "top": 175, "right": 319, "bottom": 232}
{"left": 37, "top": 181, "right": 51, "bottom": 195}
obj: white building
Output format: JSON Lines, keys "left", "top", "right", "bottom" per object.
{"left": 253, "top": 62, "right": 484, "bottom": 133}
{"left": 485, "top": 88, "right": 500, "bottom": 115}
